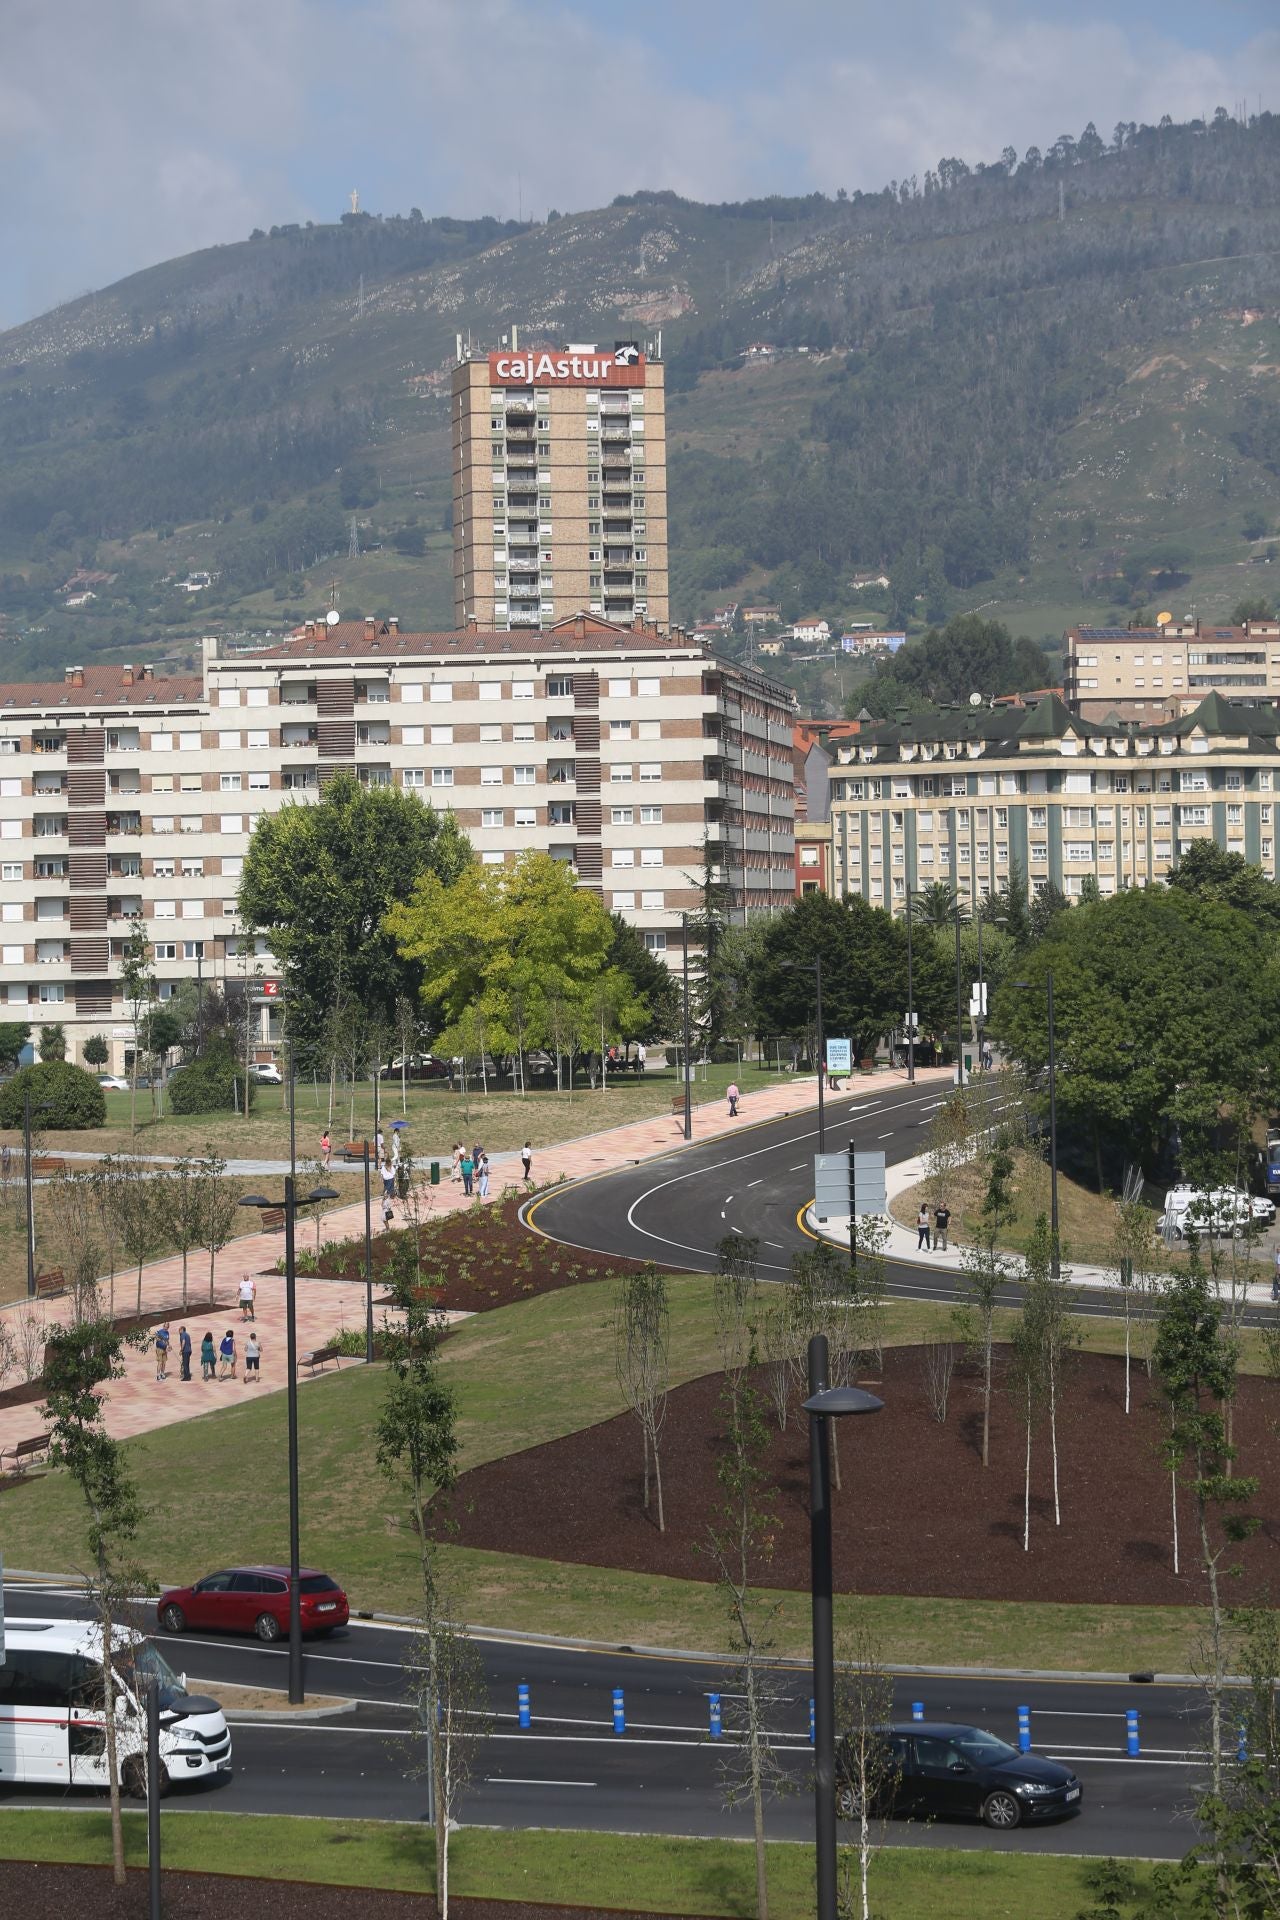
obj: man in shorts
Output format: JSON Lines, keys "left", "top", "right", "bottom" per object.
{"left": 238, "top": 1273, "right": 256, "bottom": 1321}
{"left": 244, "top": 1331, "right": 262, "bottom": 1382}
{"left": 154, "top": 1322, "right": 170, "bottom": 1381}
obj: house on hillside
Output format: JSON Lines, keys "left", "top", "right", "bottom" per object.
{"left": 791, "top": 617, "right": 831, "bottom": 646}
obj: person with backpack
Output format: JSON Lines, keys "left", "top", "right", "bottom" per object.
{"left": 218, "top": 1328, "right": 237, "bottom": 1381}
{"left": 916, "top": 1204, "right": 932, "bottom": 1252}
{"left": 244, "top": 1330, "right": 262, "bottom": 1383}
{"left": 153, "top": 1322, "right": 170, "bottom": 1382}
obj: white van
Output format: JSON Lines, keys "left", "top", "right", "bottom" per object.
{"left": 0, "top": 1618, "right": 232, "bottom": 1794}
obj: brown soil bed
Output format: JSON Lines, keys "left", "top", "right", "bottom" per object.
{"left": 443, "top": 1346, "right": 1280, "bottom": 1607}
{"left": 0, "top": 1862, "right": 693, "bottom": 1920}
{"left": 310, "top": 1192, "right": 662, "bottom": 1313}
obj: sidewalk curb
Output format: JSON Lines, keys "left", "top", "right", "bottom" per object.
{"left": 222, "top": 1698, "right": 359, "bottom": 1723}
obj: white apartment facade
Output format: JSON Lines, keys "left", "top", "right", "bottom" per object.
{"left": 0, "top": 615, "right": 794, "bottom": 1069}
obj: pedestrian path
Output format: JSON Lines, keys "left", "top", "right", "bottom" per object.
{"left": 0, "top": 1065, "right": 945, "bottom": 1460}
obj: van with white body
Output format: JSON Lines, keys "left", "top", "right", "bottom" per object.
{"left": 0, "top": 1618, "right": 231, "bottom": 1794}
{"left": 1158, "top": 1186, "right": 1265, "bottom": 1241}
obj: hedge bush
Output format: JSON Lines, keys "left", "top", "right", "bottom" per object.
{"left": 166, "top": 1039, "right": 254, "bottom": 1116}
{"left": 0, "top": 1060, "right": 106, "bottom": 1131}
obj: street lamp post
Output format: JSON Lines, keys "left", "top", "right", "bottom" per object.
{"left": 681, "top": 910, "right": 692, "bottom": 1142}
{"left": 23, "top": 1093, "right": 53, "bottom": 1299}
{"left": 1014, "top": 969, "right": 1060, "bottom": 1278}
{"left": 904, "top": 892, "right": 916, "bottom": 1085}
{"left": 239, "top": 1174, "right": 339, "bottom": 1702}
{"left": 953, "top": 895, "right": 966, "bottom": 1088}
{"left": 362, "top": 1139, "right": 374, "bottom": 1362}
{"left": 802, "top": 1333, "right": 883, "bottom": 1920}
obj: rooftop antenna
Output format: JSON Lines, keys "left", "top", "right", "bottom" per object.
{"left": 349, "top": 188, "right": 360, "bottom": 215}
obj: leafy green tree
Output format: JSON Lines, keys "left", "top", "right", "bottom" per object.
{"left": 1027, "top": 882, "right": 1070, "bottom": 943}
{"left": 607, "top": 911, "right": 680, "bottom": 1039}
{"left": 239, "top": 770, "right": 471, "bottom": 1058}
{"left": 0, "top": 1060, "right": 106, "bottom": 1131}
{"left": 0, "top": 1021, "right": 30, "bottom": 1069}
{"left": 752, "top": 891, "right": 936, "bottom": 1065}
{"left": 1169, "top": 840, "right": 1280, "bottom": 931}
{"left": 118, "top": 914, "right": 154, "bottom": 1137}
{"left": 38, "top": 1022, "right": 66, "bottom": 1062}
{"left": 955, "top": 1142, "right": 1016, "bottom": 1468}
{"left": 82, "top": 1034, "right": 109, "bottom": 1070}
{"left": 687, "top": 838, "right": 734, "bottom": 1051}
{"left": 1230, "top": 594, "right": 1273, "bottom": 624}
{"left": 911, "top": 881, "right": 964, "bottom": 930}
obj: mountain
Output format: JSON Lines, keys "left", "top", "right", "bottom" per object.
{"left": 2, "top": 111, "right": 1279, "bottom": 690}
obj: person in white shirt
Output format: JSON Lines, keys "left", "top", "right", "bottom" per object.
{"left": 238, "top": 1274, "right": 256, "bottom": 1322}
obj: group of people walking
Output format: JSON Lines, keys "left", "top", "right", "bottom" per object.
{"left": 915, "top": 1201, "right": 952, "bottom": 1252}
{"left": 450, "top": 1143, "right": 492, "bottom": 1197}
{"left": 153, "top": 1320, "right": 261, "bottom": 1383}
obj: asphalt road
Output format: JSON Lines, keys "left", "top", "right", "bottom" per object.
{"left": 3, "top": 1579, "right": 1216, "bottom": 1858}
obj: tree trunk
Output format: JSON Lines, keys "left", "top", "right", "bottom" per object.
{"left": 747, "top": 1663, "right": 769, "bottom": 1920}
{"left": 981, "top": 1324, "right": 992, "bottom": 1469}
{"left": 135, "top": 1260, "right": 143, "bottom": 1316}
{"left": 652, "top": 1432, "right": 665, "bottom": 1535}
{"left": 1023, "top": 1389, "right": 1032, "bottom": 1553}
{"left": 641, "top": 1424, "right": 650, "bottom": 1512}
{"left": 401, "top": 1060, "right": 407, "bottom": 1115}
{"left": 1123, "top": 1298, "right": 1131, "bottom": 1416}
{"left": 181, "top": 1248, "right": 188, "bottom": 1313}
{"left": 1049, "top": 1355, "right": 1061, "bottom": 1527}
{"left": 99, "top": 1562, "right": 127, "bottom": 1886}
{"left": 208, "top": 1245, "right": 216, "bottom": 1306}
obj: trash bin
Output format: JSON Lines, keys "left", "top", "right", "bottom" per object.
{"left": 430, "top": 1160, "right": 440, "bottom": 1186}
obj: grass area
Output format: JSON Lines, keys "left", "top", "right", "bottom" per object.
{"left": 0, "top": 1810, "right": 1183, "bottom": 1915}
{"left": 1, "top": 1061, "right": 800, "bottom": 1167}
{"left": 896, "top": 1146, "right": 1155, "bottom": 1270}
{"left": 0, "top": 1276, "right": 1213, "bottom": 1672}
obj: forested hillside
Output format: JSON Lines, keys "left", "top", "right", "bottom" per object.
{"left": 1, "top": 110, "right": 1278, "bottom": 682}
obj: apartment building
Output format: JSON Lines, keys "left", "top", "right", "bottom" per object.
{"left": 0, "top": 616, "right": 793, "bottom": 1069}
{"left": 828, "top": 690, "right": 1280, "bottom": 910}
{"left": 1064, "top": 618, "right": 1280, "bottom": 721}
{"left": 452, "top": 340, "right": 668, "bottom": 632}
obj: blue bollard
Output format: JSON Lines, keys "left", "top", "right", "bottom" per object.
{"left": 809, "top": 1698, "right": 816, "bottom": 1746}
{"left": 612, "top": 1687, "right": 625, "bottom": 1735}
{"left": 1126, "top": 1709, "right": 1140, "bottom": 1757}
{"left": 709, "top": 1694, "right": 722, "bottom": 1740}
{"left": 1238, "top": 1724, "right": 1249, "bottom": 1763}
{"left": 912, "top": 1701, "right": 924, "bottom": 1722}
{"left": 1017, "top": 1705, "right": 1031, "bottom": 1754}
{"left": 518, "top": 1682, "right": 530, "bottom": 1730}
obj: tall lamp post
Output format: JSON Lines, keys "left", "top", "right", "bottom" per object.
{"left": 802, "top": 1332, "right": 883, "bottom": 1920}
{"left": 1014, "top": 969, "right": 1059, "bottom": 1278}
{"left": 23, "top": 1093, "right": 53, "bottom": 1298}
{"left": 680, "top": 909, "right": 692, "bottom": 1141}
{"left": 953, "top": 893, "right": 967, "bottom": 1088}
{"left": 239, "top": 1173, "right": 339, "bottom": 1702}
{"left": 904, "top": 891, "right": 916, "bottom": 1085}
{"left": 361, "top": 1138, "right": 375, "bottom": 1362}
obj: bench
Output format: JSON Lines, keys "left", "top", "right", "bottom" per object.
{"left": 260, "top": 1207, "right": 285, "bottom": 1233}
{"left": 2, "top": 1433, "right": 51, "bottom": 1474}
{"left": 339, "top": 1141, "right": 375, "bottom": 1164}
{"left": 34, "top": 1269, "right": 66, "bottom": 1300}
{"left": 297, "top": 1346, "right": 343, "bottom": 1376}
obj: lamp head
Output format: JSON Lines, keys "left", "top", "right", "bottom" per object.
{"left": 238, "top": 1193, "right": 273, "bottom": 1210}
{"left": 307, "top": 1186, "right": 340, "bottom": 1204}
{"left": 802, "top": 1385, "right": 884, "bottom": 1418}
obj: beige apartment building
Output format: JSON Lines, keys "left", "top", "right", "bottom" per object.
{"left": 828, "top": 690, "right": 1280, "bottom": 910}
{"left": 452, "top": 341, "right": 668, "bottom": 632}
{"left": 0, "top": 615, "right": 793, "bottom": 1069}
{"left": 1064, "top": 617, "right": 1280, "bottom": 721}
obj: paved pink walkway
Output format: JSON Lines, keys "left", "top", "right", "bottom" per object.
{"left": 0, "top": 1066, "right": 946, "bottom": 1460}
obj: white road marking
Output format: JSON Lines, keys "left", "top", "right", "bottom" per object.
{"left": 747, "top": 1179, "right": 763, "bottom": 1188}
{"left": 487, "top": 1777, "right": 597, "bottom": 1788}
{"left": 724, "top": 1195, "right": 734, "bottom": 1204}
{"left": 877, "top": 1131, "right": 895, "bottom": 1140}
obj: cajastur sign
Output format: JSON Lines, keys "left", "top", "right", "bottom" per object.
{"left": 488, "top": 346, "right": 645, "bottom": 388}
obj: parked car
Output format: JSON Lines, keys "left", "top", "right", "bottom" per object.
{"left": 836, "top": 1721, "right": 1083, "bottom": 1830}
{"left": 98, "top": 1075, "right": 129, "bottom": 1091}
{"left": 157, "top": 1565, "right": 349, "bottom": 1642}
{"left": 251, "top": 1062, "right": 284, "bottom": 1085}
{"left": 1159, "top": 1185, "right": 1265, "bottom": 1239}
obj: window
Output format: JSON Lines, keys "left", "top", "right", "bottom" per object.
{"left": 610, "top": 765, "right": 633, "bottom": 783}
{"left": 400, "top": 683, "right": 424, "bottom": 703}
{"left": 636, "top": 677, "right": 660, "bottom": 699}
{"left": 514, "top": 723, "right": 535, "bottom": 742}
{"left": 0, "top": 777, "right": 18, "bottom": 797}
{"left": 402, "top": 769, "right": 425, "bottom": 788}
{"left": 482, "top": 850, "right": 504, "bottom": 865}
{"left": 181, "top": 899, "right": 202, "bottom": 919}
{"left": 481, "top": 766, "right": 503, "bottom": 786}
{"left": 248, "top": 770, "right": 270, "bottom": 791}
{"left": 1066, "top": 843, "right": 1094, "bottom": 861}
{"left": 177, "top": 731, "right": 200, "bottom": 753}
{"left": 218, "top": 730, "right": 240, "bottom": 751}
{"left": 431, "top": 768, "right": 453, "bottom": 787}
{"left": 222, "top": 856, "right": 243, "bottom": 879}
{"left": 608, "top": 678, "right": 630, "bottom": 698}
{"left": 611, "top": 806, "right": 634, "bottom": 825}
{"left": 426, "top": 725, "right": 452, "bottom": 746}
{"left": 429, "top": 684, "right": 453, "bottom": 703}
{"left": 155, "top": 900, "right": 176, "bottom": 919}
{"left": 514, "top": 807, "right": 536, "bottom": 828}
{"left": 644, "top": 932, "right": 667, "bottom": 953}
{"left": 612, "top": 849, "right": 635, "bottom": 868}
{"left": 641, "top": 890, "right": 663, "bottom": 911}
{"left": 151, "top": 774, "right": 173, "bottom": 794}
{"left": 180, "top": 857, "right": 203, "bottom": 877}
{"left": 38, "top": 982, "right": 65, "bottom": 1003}
{"left": 1, "top": 863, "right": 19, "bottom": 881}
{"left": 180, "top": 773, "right": 202, "bottom": 793}
{"left": 481, "top": 808, "right": 503, "bottom": 828}
{"left": 220, "top": 773, "right": 241, "bottom": 792}
{"left": 547, "top": 676, "right": 572, "bottom": 698}
{"left": 610, "top": 720, "right": 632, "bottom": 739}
{"left": 637, "top": 719, "right": 661, "bottom": 739}
{"left": 219, "top": 814, "right": 242, "bottom": 834}
{"left": 152, "top": 815, "right": 174, "bottom": 834}
{"left": 639, "top": 763, "right": 661, "bottom": 781}
{"left": 512, "top": 680, "right": 534, "bottom": 699}
{"left": 247, "top": 729, "right": 269, "bottom": 751}
{"left": 640, "top": 805, "right": 663, "bottom": 824}
{"left": 478, "top": 681, "right": 502, "bottom": 701}
{"left": 640, "top": 848, "right": 662, "bottom": 868}
{"left": 612, "top": 891, "right": 635, "bottom": 910}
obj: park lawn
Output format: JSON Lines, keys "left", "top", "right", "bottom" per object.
{"left": 0, "top": 1811, "right": 1184, "bottom": 1916}
{"left": 895, "top": 1150, "right": 1177, "bottom": 1270}
{"left": 0, "top": 1277, "right": 1212, "bottom": 1672}
{"left": 0, "top": 1061, "right": 798, "bottom": 1168}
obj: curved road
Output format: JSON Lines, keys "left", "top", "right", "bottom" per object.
{"left": 2, "top": 1579, "right": 1215, "bottom": 1859}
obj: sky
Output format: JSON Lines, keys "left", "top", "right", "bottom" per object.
{"left": 3, "top": 0, "right": 1279, "bottom": 331}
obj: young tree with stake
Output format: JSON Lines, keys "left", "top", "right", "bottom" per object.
{"left": 954, "top": 1142, "right": 1016, "bottom": 1469}
{"left": 615, "top": 1264, "right": 670, "bottom": 1531}
{"left": 835, "top": 1623, "right": 900, "bottom": 1920}
{"left": 118, "top": 914, "right": 154, "bottom": 1139}
{"left": 198, "top": 1146, "right": 239, "bottom": 1305}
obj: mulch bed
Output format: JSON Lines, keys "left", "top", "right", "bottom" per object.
{"left": 0, "top": 1863, "right": 702, "bottom": 1920}
{"left": 442, "top": 1346, "right": 1280, "bottom": 1608}
{"left": 311, "top": 1192, "right": 662, "bottom": 1313}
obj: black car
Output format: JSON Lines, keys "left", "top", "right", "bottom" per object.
{"left": 836, "top": 1721, "right": 1083, "bottom": 1830}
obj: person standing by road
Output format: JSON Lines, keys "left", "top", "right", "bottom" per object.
{"left": 933, "top": 1201, "right": 951, "bottom": 1252}
{"left": 200, "top": 1331, "right": 216, "bottom": 1381}
{"left": 727, "top": 1082, "right": 740, "bottom": 1118}
{"left": 178, "top": 1325, "right": 192, "bottom": 1382}
{"left": 238, "top": 1273, "right": 256, "bottom": 1322}
{"left": 154, "top": 1322, "right": 170, "bottom": 1382}
{"left": 460, "top": 1148, "right": 474, "bottom": 1197}
{"left": 916, "top": 1204, "right": 932, "bottom": 1251}
{"left": 636, "top": 1042, "right": 646, "bottom": 1074}
{"left": 244, "top": 1330, "right": 262, "bottom": 1383}
{"left": 450, "top": 1143, "right": 463, "bottom": 1184}
{"left": 478, "top": 1150, "right": 490, "bottom": 1199}
{"left": 218, "top": 1328, "right": 237, "bottom": 1381}
{"left": 521, "top": 1141, "right": 533, "bottom": 1185}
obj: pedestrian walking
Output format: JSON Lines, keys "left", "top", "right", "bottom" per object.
{"left": 382, "top": 1156, "right": 395, "bottom": 1199}
{"left": 933, "top": 1201, "right": 951, "bottom": 1253}
{"left": 636, "top": 1042, "right": 646, "bottom": 1074}
{"left": 450, "top": 1143, "right": 463, "bottom": 1184}
{"left": 520, "top": 1141, "right": 533, "bottom": 1185}
{"left": 238, "top": 1272, "right": 256, "bottom": 1321}
{"left": 154, "top": 1322, "right": 170, "bottom": 1382}
{"left": 218, "top": 1328, "right": 237, "bottom": 1380}
{"left": 460, "top": 1149, "right": 474, "bottom": 1196}
{"left": 916, "top": 1204, "right": 932, "bottom": 1252}
{"left": 376, "top": 1126, "right": 385, "bottom": 1162}
{"left": 478, "top": 1151, "right": 490, "bottom": 1199}
{"left": 726, "top": 1081, "right": 740, "bottom": 1118}
{"left": 391, "top": 1128, "right": 402, "bottom": 1169}
{"left": 320, "top": 1130, "right": 332, "bottom": 1170}
{"left": 244, "top": 1331, "right": 262, "bottom": 1383}
{"left": 200, "top": 1331, "right": 216, "bottom": 1381}
{"left": 178, "top": 1325, "right": 192, "bottom": 1382}
{"left": 382, "top": 1192, "right": 395, "bottom": 1231}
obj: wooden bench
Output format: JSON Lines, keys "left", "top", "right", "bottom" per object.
{"left": 260, "top": 1207, "right": 285, "bottom": 1233}
{"left": 34, "top": 1269, "right": 66, "bottom": 1299}
{"left": 2, "top": 1433, "right": 51, "bottom": 1474}
{"left": 339, "top": 1141, "right": 372, "bottom": 1164}
{"left": 297, "top": 1346, "right": 343, "bottom": 1376}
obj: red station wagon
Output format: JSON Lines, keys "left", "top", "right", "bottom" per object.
{"left": 157, "top": 1565, "right": 350, "bottom": 1642}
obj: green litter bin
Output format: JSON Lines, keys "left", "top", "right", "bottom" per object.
{"left": 430, "top": 1160, "right": 440, "bottom": 1185}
